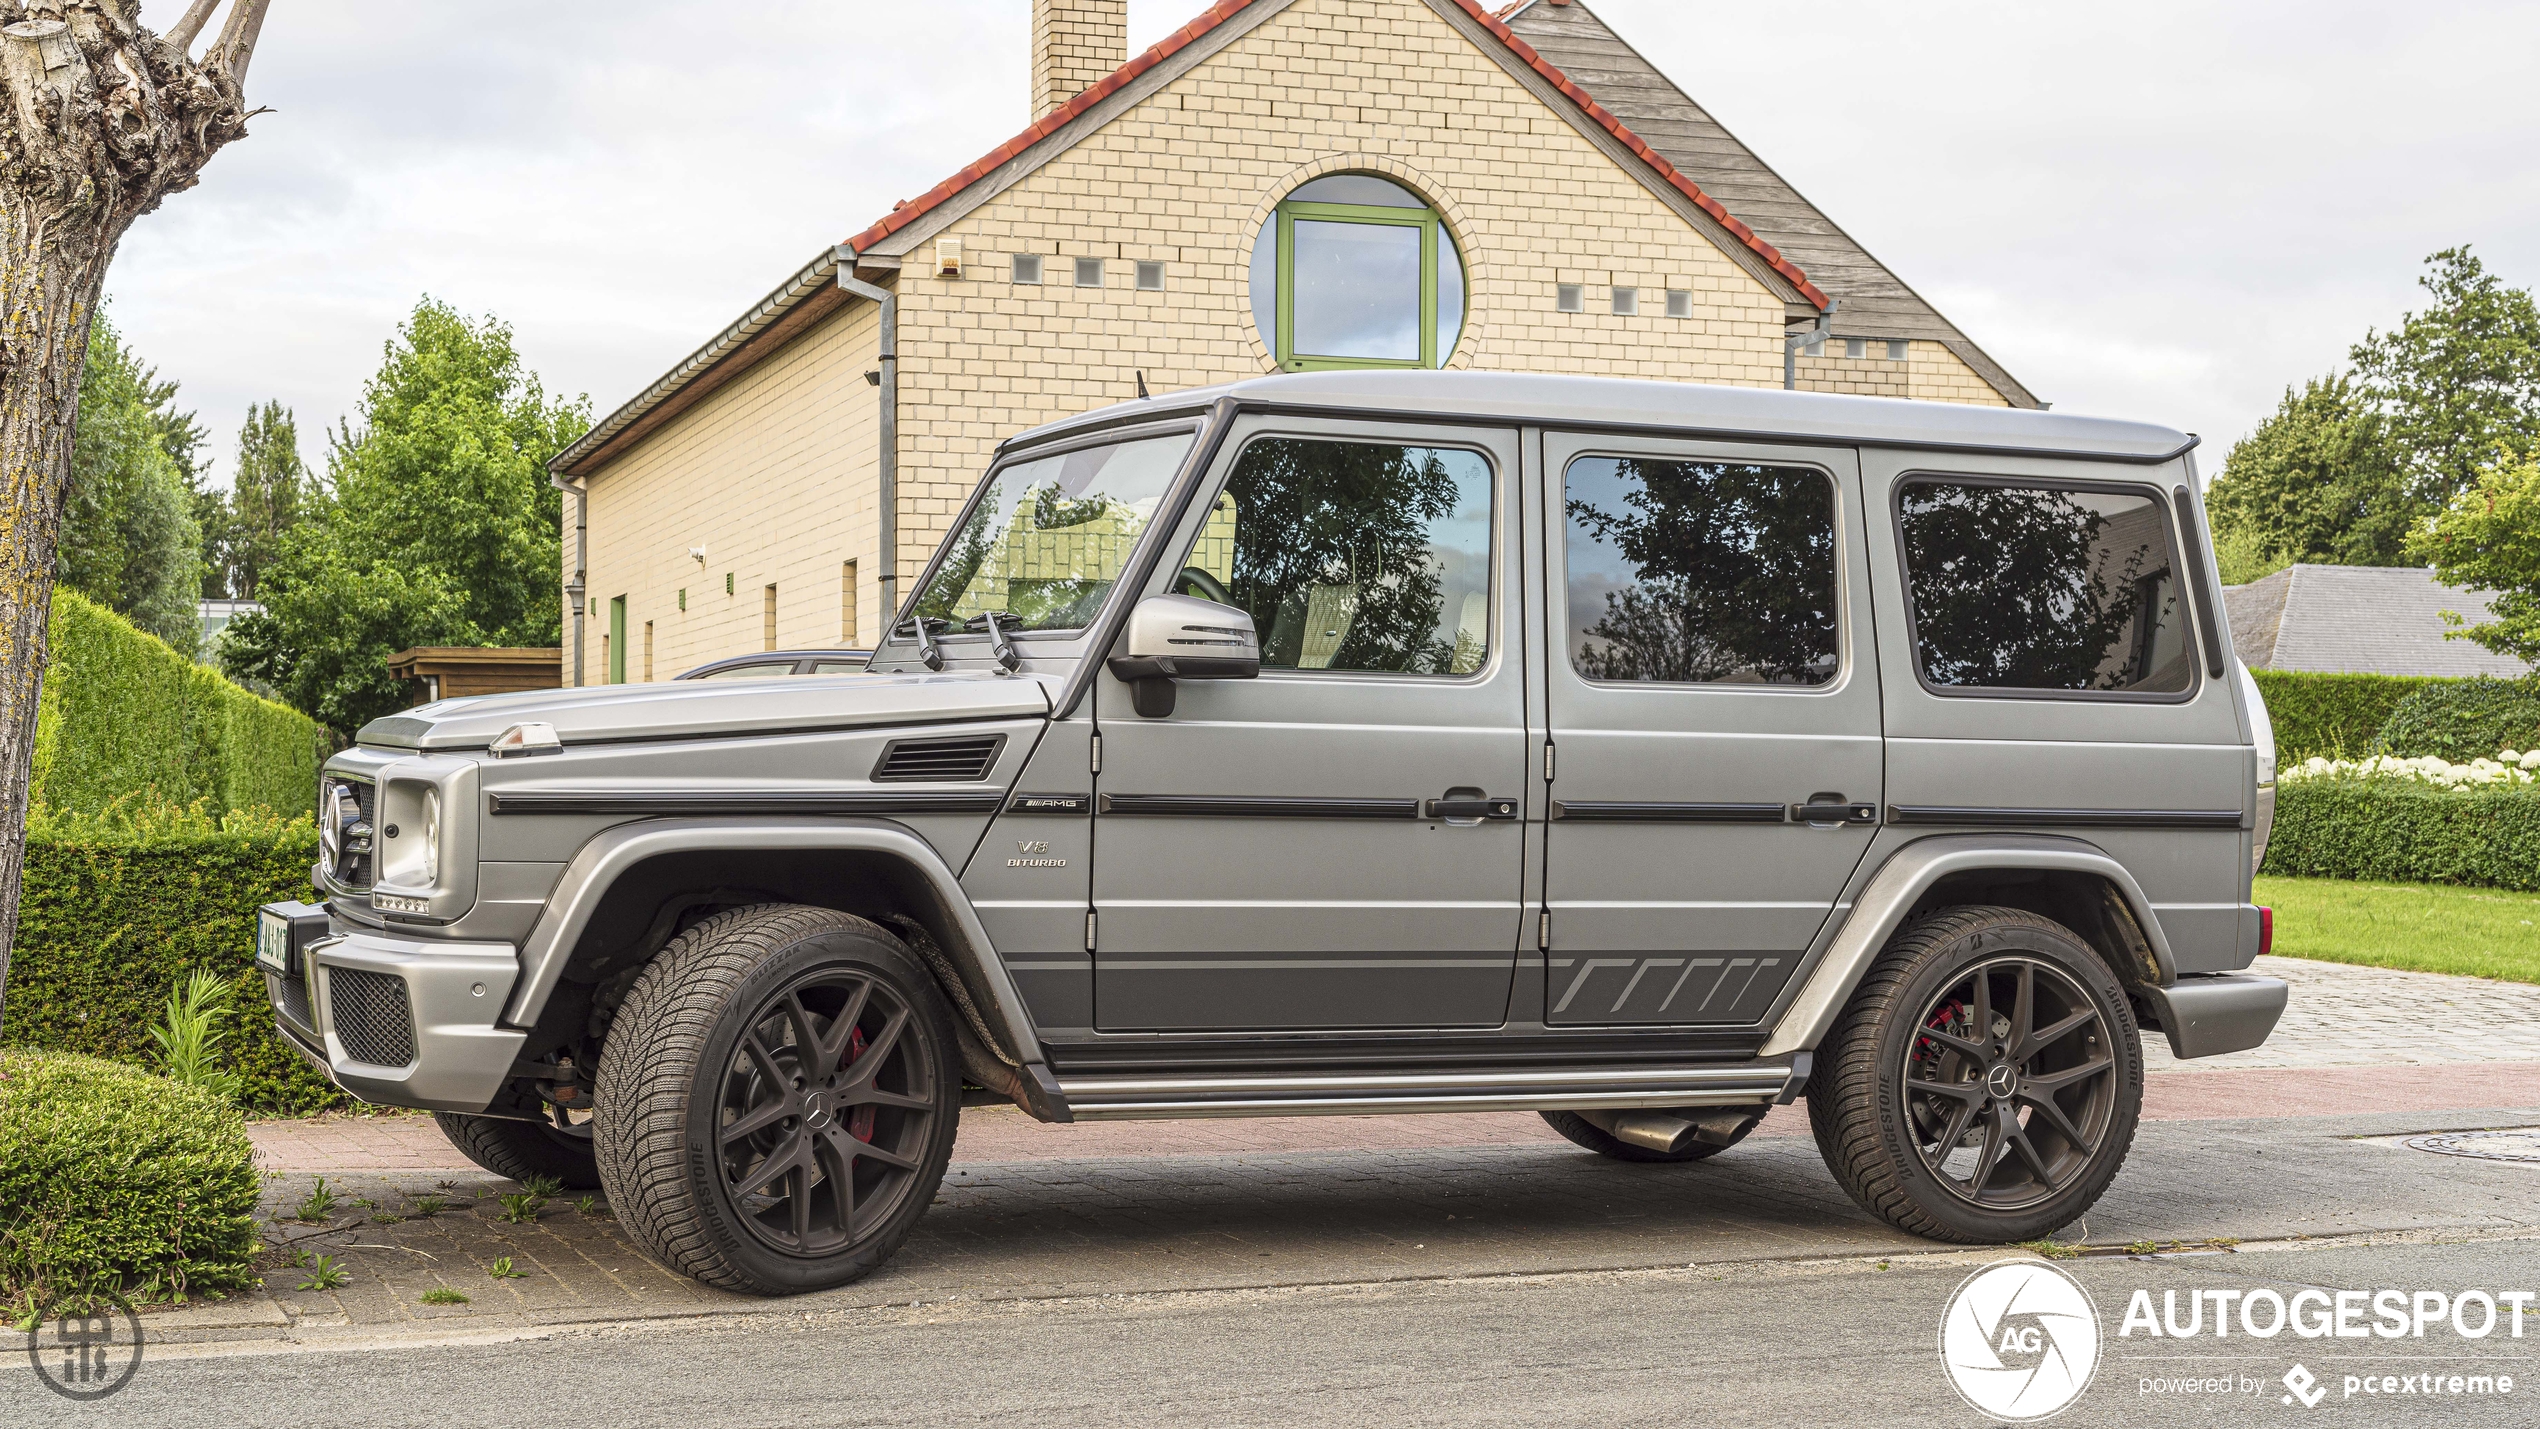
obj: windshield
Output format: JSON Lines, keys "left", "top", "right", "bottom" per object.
{"left": 912, "top": 432, "right": 1195, "bottom": 633}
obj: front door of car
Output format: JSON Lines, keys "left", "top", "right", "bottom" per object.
{"left": 1091, "top": 418, "right": 1529, "bottom": 1031}
{"left": 1539, "top": 433, "right": 1882, "bottom": 1025}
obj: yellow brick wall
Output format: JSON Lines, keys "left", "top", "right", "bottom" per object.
{"left": 573, "top": 0, "right": 2011, "bottom": 677}
{"left": 572, "top": 300, "right": 883, "bottom": 686}
{"left": 1034, "top": 0, "right": 1129, "bottom": 118}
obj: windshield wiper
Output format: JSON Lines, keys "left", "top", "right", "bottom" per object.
{"left": 965, "top": 611, "right": 1021, "bottom": 673}
{"left": 898, "top": 615, "right": 948, "bottom": 671}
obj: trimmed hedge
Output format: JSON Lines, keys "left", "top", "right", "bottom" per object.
{"left": 2, "top": 803, "right": 338, "bottom": 1113}
{"left": 32, "top": 587, "right": 334, "bottom": 818}
{"left": 2371, "top": 677, "right": 2540, "bottom": 761}
{"left": 2262, "top": 777, "right": 2540, "bottom": 891}
{"left": 2250, "top": 669, "right": 2453, "bottom": 762}
{"left": 0, "top": 1048, "right": 261, "bottom": 1304}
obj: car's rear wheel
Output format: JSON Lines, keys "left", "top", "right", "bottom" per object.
{"left": 432, "top": 1108, "right": 601, "bottom": 1189}
{"left": 1539, "top": 1108, "right": 1762, "bottom": 1163}
{"left": 1808, "top": 905, "right": 2142, "bottom": 1243}
{"left": 593, "top": 904, "right": 960, "bottom": 1294}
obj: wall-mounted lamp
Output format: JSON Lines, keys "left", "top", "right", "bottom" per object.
{"left": 688, "top": 545, "right": 708, "bottom": 565}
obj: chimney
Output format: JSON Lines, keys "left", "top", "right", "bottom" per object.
{"left": 1032, "top": 0, "right": 1129, "bottom": 119}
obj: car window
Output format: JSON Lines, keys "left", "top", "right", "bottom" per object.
{"left": 1561, "top": 455, "right": 1838, "bottom": 685}
{"left": 913, "top": 432, "right": 1194, "bottom": 633}
{"left": 1897, "top": 478, "right": 2190, "bottom": 695}
{"left": 691, "top": 662, "right": 794, "bottom": 681}
{"left": 805, "top": 659, "right": 866, "bottom": 674}
{"left": 1183, "top": 436, "right": 1493, "bottom": 675}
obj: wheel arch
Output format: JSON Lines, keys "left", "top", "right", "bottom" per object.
{"left": 502, "top": 818, "right": 1047, "bottom": 1079}
{"left": 1760, "top": 834, "right": 2175, "bottom": 1058}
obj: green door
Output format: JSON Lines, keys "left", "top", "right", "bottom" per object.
{"left": 607, "top": 596, "right": 627, "bottom": 684}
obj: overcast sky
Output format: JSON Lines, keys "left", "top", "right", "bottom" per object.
{"left": 110, "top": 0, "right": 2540, "bottom": 490}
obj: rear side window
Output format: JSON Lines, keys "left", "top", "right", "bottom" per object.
{"left": 1561, "top": 456, "right": 1838, "bottom": 685}
{"left": 1897, "top": 477, "right": 2190, "bottom": 695}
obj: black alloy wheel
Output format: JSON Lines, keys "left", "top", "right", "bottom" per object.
{"left": 1809, "top": 905, "right": 2144, "bottom": 1244}
{"left": 1901, "top": 956, "right": 2118, "bottom": 1210}
{"left": 594, "top": 905, "right": 961, "bottom": 1294}
{"left": 714, "top": 967, "right": 940, "bottom": 1257}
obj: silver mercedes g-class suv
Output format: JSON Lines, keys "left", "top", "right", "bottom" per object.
{"left": 259, "top": 371, "right": 2285, "bottom": 1295}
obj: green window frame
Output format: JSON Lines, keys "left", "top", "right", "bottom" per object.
{"left": 1273, "top": 198, "right": 1455, "bottom": 372}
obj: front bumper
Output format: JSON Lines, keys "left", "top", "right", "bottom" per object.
{"left": 263, "top": 912, "right": 527, "bottom": 1114}
{"left": 2135, "top": 973, "right": 2289, "bottom": 1060}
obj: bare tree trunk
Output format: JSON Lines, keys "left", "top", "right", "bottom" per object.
{"left": 0, "top": 0, "right": 269, "bottom": 1027}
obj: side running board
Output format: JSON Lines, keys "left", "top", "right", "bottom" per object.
{"left": 1055, "top": 1060, "right": 1805, "bottom": 1121}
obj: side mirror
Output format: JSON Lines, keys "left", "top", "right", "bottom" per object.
{"left": 1106, "top": 593, "right": 1260, "bottom": 718}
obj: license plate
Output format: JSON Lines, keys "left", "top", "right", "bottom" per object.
{"left": 255, "top": 908, "right": 292, "bottom": 973}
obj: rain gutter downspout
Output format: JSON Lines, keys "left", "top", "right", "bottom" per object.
{"left": 551, "top": 471, "right": 587, "bottom": 686}
{"left": 835, "top": 248, "right": 899, "bottom": 635}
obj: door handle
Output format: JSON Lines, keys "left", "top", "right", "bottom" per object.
{"left": 1425, "top": 790, "right": 1519, "bottom": 821}
{"left": 1792, "top": 794, "right": 1878, "bottom": 826}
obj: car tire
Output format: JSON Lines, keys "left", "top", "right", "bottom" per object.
{"left": 1539, "top": 1108, "right": 1761, "bottom": 1163}
{"left": 593, "top": 904, "right": 961, "bottom": 1295}
{"left": 432, "top": 1110, "right": 601, "bottom": 1189}
{"left": 1808, "top": 904, "right": 2144, "bottom": 1244}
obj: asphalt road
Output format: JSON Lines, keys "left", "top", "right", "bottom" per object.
{"left": 21, "top": 1228, "right": 2540, "bottom": 1429}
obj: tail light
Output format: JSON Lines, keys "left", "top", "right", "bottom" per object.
{"left": 2257, "top": 905, "right": 2274, "bottom": 959}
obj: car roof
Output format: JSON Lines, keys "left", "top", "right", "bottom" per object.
{"left": 1002, "top": 370, "right": 2194, "bottom": 468}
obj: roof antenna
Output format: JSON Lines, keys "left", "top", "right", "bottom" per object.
{"left": 1136, "top": 371, "right": 1150, "bottom": 399}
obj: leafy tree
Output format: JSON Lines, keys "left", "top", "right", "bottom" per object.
{"left": 58, "top": 313, "right": 205, "bottom": 656}
{"left": 2352, "top": 247, "right": 2540, "bottom": 510}
{"left": 2208, "top": 249, "right": 2539, "bottom": 579}
{"left": 221, "top": 299, "right": 588, "bottom": 731}
{"left": 2206, "top": 376, "right": 2411, "bottom": 581}
{"left": 2417, "top": 454, "right": 2540, "bottom": 664}
{"left": 203, "top": 401, "right": 309, "bottom": 600}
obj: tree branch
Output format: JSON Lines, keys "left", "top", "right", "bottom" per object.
{"left": 164, "top": 0, "right": 222, "bottom": 51}
{"left": 207, "top": 0, "right": 268, "bottom": 88}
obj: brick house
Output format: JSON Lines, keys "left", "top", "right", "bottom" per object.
{"left": 546, "top": 0, "right": 2037, "bottom": 686}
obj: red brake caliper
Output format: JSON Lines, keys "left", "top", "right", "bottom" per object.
{"left": 842, "top": 1025, "right": 877, "bottom": 1142}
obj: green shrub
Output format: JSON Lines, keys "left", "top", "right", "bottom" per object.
{"left": 2370, "top": 676, "right": 2540, "bottom": 761}
{"left": 2250, "top": 670, "right": 2452, "bottom": 761}
{"left": 31, "top": 587, "right": 334, "bottom": 818}
{"left": 3, "top": 800, "right": 339, "bottom": 1113}
{"left": 0, "top": 1049, "right": 261, "bottom": 1304}
{"left": 2263, "top": 777, "right": 2540, "bottom": 891}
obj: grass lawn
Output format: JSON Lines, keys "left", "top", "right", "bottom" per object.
{"left": 2255, "top": 875, "right": 2540, "bottom": 985}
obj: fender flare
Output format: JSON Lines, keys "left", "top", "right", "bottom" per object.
{"left": 1758, "top": 833, "right": 2178, "bottom": 1058}
{"left": 501, "top": 817, "right": 1046, "bottom": 1069}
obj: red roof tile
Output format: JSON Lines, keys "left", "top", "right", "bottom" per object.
{"left": 842, "top": 0, "right": 1827, "bottom": 310}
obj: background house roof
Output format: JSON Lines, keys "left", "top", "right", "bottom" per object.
{"left": 2224, "top": 564, "right": 2531, "bottom": 677}
{"left": 1501, "top": 0, "right": 2038, "bottom": 408}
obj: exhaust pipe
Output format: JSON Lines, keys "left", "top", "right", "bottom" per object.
{"left": 1584, "top": 1107, "right": 1762, "bottom": 1153}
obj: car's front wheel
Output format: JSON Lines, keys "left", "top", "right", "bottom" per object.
{"left": 593, "top": 904, "right": 960, "bottom": 1294}
{"left": 1808, "top": 905, "right": 2143, "bottom": 1244}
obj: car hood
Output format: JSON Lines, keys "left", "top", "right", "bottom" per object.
{"left": 356, "top": 670, "right": 1057, "bottom": 752}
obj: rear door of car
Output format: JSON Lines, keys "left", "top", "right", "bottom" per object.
{"left": 1537, "top": 432, "right": 1883, "bottom": 1025}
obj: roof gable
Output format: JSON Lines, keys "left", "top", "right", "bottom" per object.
{"left": 2225, "top": 564, "right": 2530, "bottom": 678}
{"left": 844, "top": 0, "right": 1828, "bottom": 309}
{"left": 1503, "top": 0, "right": 2036, "bottom": 407}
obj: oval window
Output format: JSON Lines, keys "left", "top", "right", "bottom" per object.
{"left": 1249, "top": 174, "right": 1465, "bottom": 370}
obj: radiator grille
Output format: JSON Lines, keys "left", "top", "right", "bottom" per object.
{"left": 871, "top": 734, "right": 1004, "bottom": 782}
{"left": 329, "top": 967, "right": 416, "bottom": 1067}
{"left": 268, "top": 967, "right": 313, "bottom": 1030}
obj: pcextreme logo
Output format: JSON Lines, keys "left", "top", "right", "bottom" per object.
{"left": 1939, "top": 1260, "right": 2103, "bottom": 1422}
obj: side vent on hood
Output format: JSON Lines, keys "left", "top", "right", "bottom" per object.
{"left": 871, "top": 734, "right": 1006, "bottom": 783}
